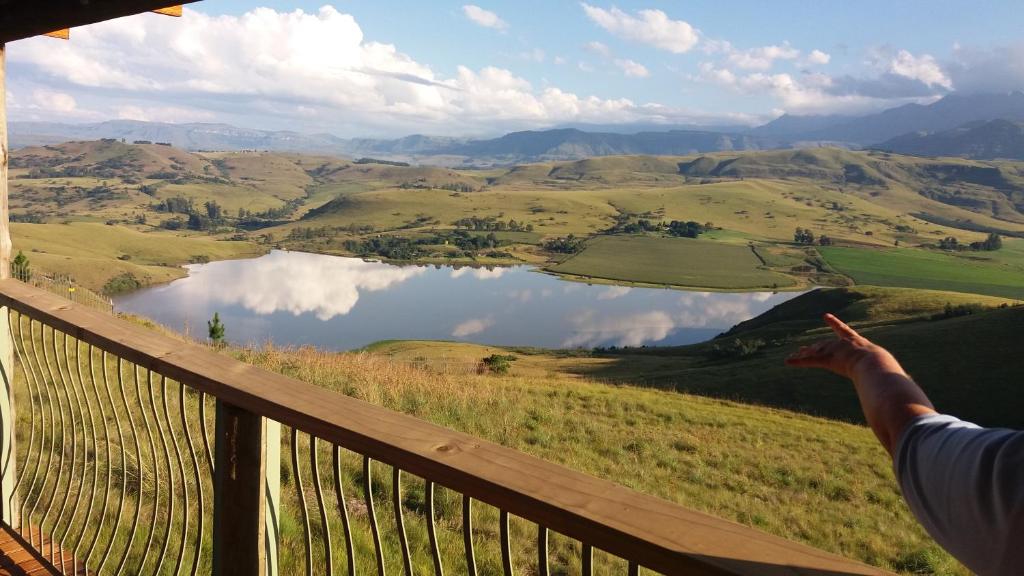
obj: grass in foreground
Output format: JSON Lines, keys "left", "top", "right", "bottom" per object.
{"left": 820, "top": 240, "right": 1024, "bottom": 299}
{"left": 548, "top": 235, "right": 797, "bottom": 289}
{"left": 238, "top": 344, "right": 964, "bottom": 575}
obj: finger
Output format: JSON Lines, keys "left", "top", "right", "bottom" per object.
{"left": 824, "top": 313, "right": 859, "bottom": 340}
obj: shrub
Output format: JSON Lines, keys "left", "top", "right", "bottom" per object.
{"left": 480, "top": 354, "right": 517, "bottom": 375}
{"left": 102, "top": 272, "right": 142, "bottom": 295}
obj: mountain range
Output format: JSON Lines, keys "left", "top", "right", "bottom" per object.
{"left": 10, "top": 91, "right": 1024, "bottom": 164}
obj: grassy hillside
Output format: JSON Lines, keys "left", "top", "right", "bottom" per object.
{"left": 367, "top": 286, "right": 1023, "bottom": 429}
{"left": 11, "top": 141, "right": 1024, "bottom": 293}
{"left": 11, "top": 222, "right": 262, "bottom": 291}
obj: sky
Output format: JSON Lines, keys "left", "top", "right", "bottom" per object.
{"left": 6, "top": 1, "right": 1024, "bottom": 137}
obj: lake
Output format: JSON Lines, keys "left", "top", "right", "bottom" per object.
{"left": 114, "top": 250, "right": 802, "bottom": 350}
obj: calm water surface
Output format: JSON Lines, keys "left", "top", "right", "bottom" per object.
{"left": 114, "top": 251, "right": 801, "bottom": 350}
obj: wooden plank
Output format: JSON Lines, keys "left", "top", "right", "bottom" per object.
{"left": 0, "top": 280, "right": 890, "bottom": 576}
{"left": 42, "top": 30, "right": 69, "bottom": 40}
{"left": 212, "top": 401, "right": 267, "bottom": 576}
{"left": 0, "top": 526, "right": 60, "bottom": 575}
{"left": 0, "top": 1, "right": 200, "bottom": 44}
{"left": 151, "top": 5, "right": 183, "bottom": 17}
{"left": 0, "top": 45, "right": 16, "bottom": 528}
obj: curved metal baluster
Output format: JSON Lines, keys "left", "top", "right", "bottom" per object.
{"left": 55, "top": 334, "right": 88, "bottom": 572}
{"left": 152, "top": 375, "right": 176, "bottom": 576}
{"left": 425, "top": 480, "right": 444, "bottom": 576}
{"left": 135, "top": 369, "right": 161, "bottom": 573}
{"left": 628, "top": 561, "right": 639, "bottom": 576}
{"left": 23, "top": 319, "right": 53, "bottom": 548}
{"left": 363, "top": 457, "right": 386, "bottom": 576}
{"left": 581, "top": 544, "right": 592, "bottom": 576}
{"left": 393, "top": 468, "right": 413, "bottom": 576}
{"left": 9, "top": 314, "right": 41, "bottom": 537}
{"left": 95, "top": 354, "right": 127, "bottom": 574}
{"left": 182, "top": 382, "right": 205, "bottom": 576}
{"left": 291, "top": 428, "right": 312, "bottom": 576}
{"left": 462, "top": 495, "right": 477, "bottom": 576}
{"left": 310, "top": 437, "right": 332, "bottom": 576}
{"left": 39, "top": 326, "right": 68, "bottom": 564}
{"left": 167, "top": 379, "right": 190, "bottom": 576}
{"left": 332, "top": 446, "right": 355, "bottom": 576}
{"left": 199, "top": 392, "right": 214, "bottom": 477}
{"left": 537, "top": 526, "right": 549, "bottom": 576}
{"left": 111, "top": 363, "right": 144, "bottom": 576}
{"left": 79, "top": 345, "right": 109, "bottom": 573}
{"left": 65, "top": 339, "right": 96, "bottom": 572}
{"left": 500, "top": 510, "right": 514, "bottom": 576}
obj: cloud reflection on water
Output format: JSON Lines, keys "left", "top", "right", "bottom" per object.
{"left": 563, "top": 291, "right": 786, "bottom": 348}
{"left": 178, "top": 251, "right": 426, "bottom": 320}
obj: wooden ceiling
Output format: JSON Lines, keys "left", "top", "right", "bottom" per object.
{"left": 0, "top": 0, "right": 199, "bottom": 44}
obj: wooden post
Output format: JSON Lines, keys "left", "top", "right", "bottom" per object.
{"left": 264, "top": 419, "right": 280, "bottom": 576}
{"left": 212, "top": 400, "right": 269, "bottom": 575}
{"left": 0, "top": 43, "right": 18, "bottom": 527}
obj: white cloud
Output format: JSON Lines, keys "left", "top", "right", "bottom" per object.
{"left": 946, "top": 42, "right": 1024, "bottom": 94}
{"left": 888, "top": 49, "right": 952, "bottom": 89}
{"left": 727, "top": 43, "right": 800, "bottom": 71}
{"left": 806, "top": 49, "right": 831, "bottom": 65}
{"left": 581, "top": 4, "right": 699, "bottom": 54}
{"left": 116, "top": 104, "right": 216, "bottom": 123}
{"left": 584, "top": 40, "right": 611, "bottom": 57}
{"left": 615, "top": 59, "right": 650, "bottom": 78}
{"left": 32, "top": 89, "right": 78, "bottom": 113}
{"left": 694, "top": 60, "right": 940, "bottom": 115}
{"left": 519, "top": 48, "right": 545, "bottom": 62}
{"left": 462, "top": 5, "right": 507, "bottom": 30}
{"left": 8, "top": 6, "right": 725, "bottom": 135}
{"left": 452, "top": 316, "right": 495, "bottom": 337}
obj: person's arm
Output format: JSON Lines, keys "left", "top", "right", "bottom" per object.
{"left": 785, "top": 313, "right": 936, "bottom": 456}
{"left": 788, "top": 314, "right": 1024, "bottom": 575}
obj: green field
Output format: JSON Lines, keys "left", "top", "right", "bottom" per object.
{"left": 11, "top": 222, "right": 264, "bottom": 291}
{"left": 548, "top": 235, "right": 798, "bottom": 289}
{"left": 821, "top": 240, "right": 1024, "bottom": 299}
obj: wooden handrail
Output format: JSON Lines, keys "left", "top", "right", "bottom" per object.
{"left": 0, "top": 279, "right": 889, "bottom": 575}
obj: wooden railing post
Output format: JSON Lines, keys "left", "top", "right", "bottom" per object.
{"left": 264, "top": 420, "right": 280, "bottom": 576}
{"left": 212, "top": 400, "right": 277, "bottom": 575}
{"left": 0, "top": 43, "right": 18, "bottom": 527}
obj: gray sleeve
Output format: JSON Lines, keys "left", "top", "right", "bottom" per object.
{"left": 895, "top": 414, "right": 1024, "bottom": 576}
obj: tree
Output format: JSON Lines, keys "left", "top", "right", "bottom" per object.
{"left": 11, "top": 250, "right": 30, "bottom": 280}
{"left": 938, "top": 236, "right": 960, "bottom": 250}
{"left": 207, "top": 312, "right": 226, "bottom": 347}
{"left": 205, "top": 200, "right": 223, "bottom": 221}
{"left": 794, "top": 227, "right": 816, "bottom": 245}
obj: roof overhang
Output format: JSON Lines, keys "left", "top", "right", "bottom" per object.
{"left": 0, "top": 0, "right": 199, "bottom": 44}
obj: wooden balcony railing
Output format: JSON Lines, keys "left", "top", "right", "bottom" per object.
{"left": 0, "top": 278, "right": 890, "bottom": 576}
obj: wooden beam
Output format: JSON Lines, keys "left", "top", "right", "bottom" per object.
{"left": 43, "top": 29, "right": 69, "bottom": 40}
{"left": 0, "top": 280, "right": 891, "bottom": 576}
{"left": 152, "top": 5, "right": 183, "bottom": 17}
{"left": 0, "top": 0, "right": 200, "bottom": 44}
{"left": 0, "top": 44, "right": 17, "bottom": 527}
{"left": 212, "top": 401, "right": 267, "bottom": 576}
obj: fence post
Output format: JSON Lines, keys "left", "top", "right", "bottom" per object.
{"left": 213, "top": 400, "right": 277, "bottom": 575}
{"left": 0, "top": 44, "right": 18, "bottom": 527}
{"left": 264, "top": 420, "right": 280, "bottom": 576}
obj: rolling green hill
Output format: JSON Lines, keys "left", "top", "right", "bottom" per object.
{"left": 11, "top": 140, "right": 1024, "bottom": 295}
